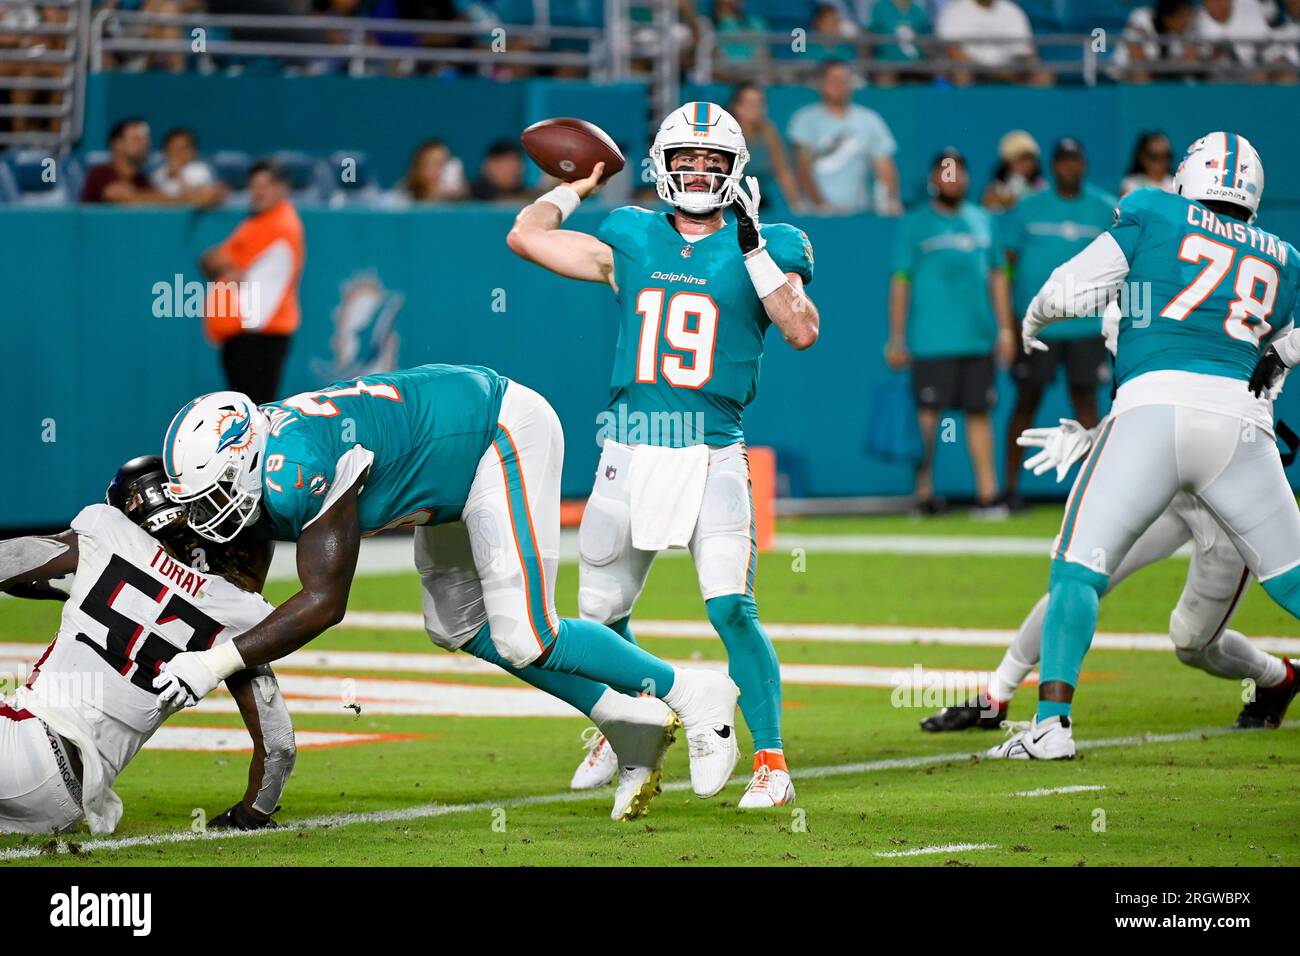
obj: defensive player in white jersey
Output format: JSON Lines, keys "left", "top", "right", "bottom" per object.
{"left": 989, "top": 131, "right": 1300, "bottom": 758}
{"left": 0, "top": 456, "right": 296, "bottom": 834}
{"left": 923, "top": 417, "right": 1298, "bottom": 734}
{"left": 508, "top": 102, "right": 819, "bottom": 808}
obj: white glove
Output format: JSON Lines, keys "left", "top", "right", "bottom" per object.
{"left": 733, "top": 175, "right": 766, "bottom": 256}
{"left": 153, "top": 643, "right": 243, "bottom": 709}
{"left": 1021, "top": 311, "right": 1050, "bottom": 355}
{"left": 1016, "top": 418, "right": 1096, "bottom": 483}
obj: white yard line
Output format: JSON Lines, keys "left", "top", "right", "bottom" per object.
{"left": 1012, "top": 784, "right": 1108, "bottom": 798}
{"left": 331, "top": 613, "right": 1300, "bottom": 655}
{"left": 874, "top": 843, "right": 999, "bottom": 858}
{"left": 2, "top": 721, "right": 1288, "bottom": 862}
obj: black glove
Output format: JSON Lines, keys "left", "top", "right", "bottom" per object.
{"left": 210, "top": 801, "right": 279, "bottom": 831}
{"left": 731, "top": 175, "right": 763, "bottom": 255}
{"left": 1248, "top": 345, "right": 1288, "bottom": 398}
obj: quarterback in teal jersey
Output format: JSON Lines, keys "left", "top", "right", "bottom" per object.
{"left": 151, "top": 364, "right": 746, "bottom": 820}
{"left": 990, "top": 131, "right": 1300, "bottom": 759}
{"left": 508, "top": 101, "right": 820, "bottom": 808}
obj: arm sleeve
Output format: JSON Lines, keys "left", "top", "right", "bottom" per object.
{"left": 1025, "top": 231, "right": 1131, "bottom": 329}
{"left": 302, "top": 445, "right": 374, "bottom": 531}
{"left": 786, "top": 108, "right": 812, "bottom": 148}
{"left": 239, "top": 238, "right": 296, "bottom": 332}
{"left": 866, "top": 112, "right": 897, "bottom": 158}
{"left": 246, "top": 667, "right": 297, "bottom": 816}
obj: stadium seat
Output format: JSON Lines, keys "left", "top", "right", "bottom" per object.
{"left": 3, "top": 149, "right": 77, "bottom": 206}
{"left": 269, "top": 149, "right": 327, "bottom": 204}
{"left": 321, "top": 149, "right": 383, "bottom": 208}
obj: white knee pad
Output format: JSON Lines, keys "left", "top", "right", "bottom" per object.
{"left": 692, "top": 465, "right": 752, "bottom": 601}
{"left": 577, "top": 482, "right": 643, "bottom": 623}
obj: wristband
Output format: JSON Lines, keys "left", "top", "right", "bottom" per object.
{"left": 537, "top": 185, "right": 581, "bottom": 223}
{"left": 207, "top": 640, "right": 246, "bottom": 681}
{"left": 744, "top": 248, "right": 787, "bottom": 299}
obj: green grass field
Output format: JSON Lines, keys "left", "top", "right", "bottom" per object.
{"left": 2, "top": 507, "right": 1297, "bottom": 867}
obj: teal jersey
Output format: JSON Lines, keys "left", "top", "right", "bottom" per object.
{"left": 1107, "top": 189, "right": 1300, "bottom": 386}
{"left": 597, "top": 206, "right": 814, "bottom": 447}
{"left": 255, "top": 364, "right": 508, "bottom": 540}
{"left": 892, "top": 201, "right": 1004, "bottom": 360}
{"left": 867, "top": 0, "right": 931, "bottom": 63}
{"left": 1002, "top": 183, "right": 1116, "bottom": 341}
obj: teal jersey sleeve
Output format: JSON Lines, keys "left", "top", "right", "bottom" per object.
{"left": 762, "top": 222, "right": 814, "bottom": 284}
{"left": 1107, "top": 188, "right": 1158, "bottom": 263}
{"left": 257, "top": 431, "right": 337, "bottom": 539}
{"left": 597, "top": 206, "right": 656, "bottom": 301}
{"left": 998, "top": 206, "right": 1024, "bottom": 260}
{"left": 985, "top": 209, "right": 1007, "bottom": 270}
{"left": 890, "top": 211, "right": 916, "bottom": 277}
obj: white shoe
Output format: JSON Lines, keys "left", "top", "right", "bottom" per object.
{"left": 570, "top": 727, "right": 618, "bottom": 790}
{"left": 985, "top": 715, "right": 1076, "bottom": 760}
{"left": 737, "top": 752, "right": 795, "bottom": 809}
{"left": 664, "top": 669, "right": 740, "bottom": 798}
{"left": 602, "top": 698, "right": 681, "bottom": 821}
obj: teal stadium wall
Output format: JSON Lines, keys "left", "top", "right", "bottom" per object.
{"left": 3, "top": 79, "right": 1300, "bottom": 528}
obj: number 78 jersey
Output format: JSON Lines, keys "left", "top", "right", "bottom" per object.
{"left": 597, "top": 206, "right": 814, "bottom": 447}
{"left": 1109, "top": 188, "right": 1300, "bottom": 386}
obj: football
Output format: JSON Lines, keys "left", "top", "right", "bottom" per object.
{"left": 520, "top": 117, "right": 626, "bottom": 183}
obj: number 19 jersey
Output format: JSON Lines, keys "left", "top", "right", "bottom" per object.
{"left": 1108, "top": 188, "right": 1300, "bottom": 386}
{"left": 597, "top": 207, "right": 814, "bottom": 447}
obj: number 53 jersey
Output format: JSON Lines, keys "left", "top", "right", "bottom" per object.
{"left": 26, "top": 504, "right": 273, "bottom": 782}
{"left": 597, "top": 207, "right": 814, "bottom": 447}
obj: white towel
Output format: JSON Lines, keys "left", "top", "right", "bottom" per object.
{"left": 627, "top": 443, "right": 710, "bottom": 551}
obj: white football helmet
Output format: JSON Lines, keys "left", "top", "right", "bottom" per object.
{"left": 1174, "top": 131, "right": 1264, "bottom": 223}
{"left": 651, "top": 101, "right": 749, "bottom": 215}
{"left": 162, "top": 391, "right": 268, "bottom": 543}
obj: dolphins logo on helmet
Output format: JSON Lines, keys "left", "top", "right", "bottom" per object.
{"left": 1175, "top": 131, "right": 1265, "bottom": 223}
{"left": 162, "top": 391, "right": 268, "bottom": 543}
{"left": 650, "top": 101, "right": 749, "bottom": 215}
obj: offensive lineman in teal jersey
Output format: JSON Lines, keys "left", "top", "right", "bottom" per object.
{"left": 989, "top": 131, "right": 1300, "bottom": 759}
{"left": 508, "top": 101, "right": 819, "bottom": 807}
{"left": 151, "top": 364, "right": 746, "bottom": 820}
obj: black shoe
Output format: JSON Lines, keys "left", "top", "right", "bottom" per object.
{"left": 912, "top": 496, "right": 949, "bottom": 517}
{"left": 1234, "top": 659, "right": 1299, "bottom": 729}
{"left": 1001, "top": 491, "right": 1032, "bottom": 514}
{"left": 920, "top": 694, "right": 1009, "bottom": 732}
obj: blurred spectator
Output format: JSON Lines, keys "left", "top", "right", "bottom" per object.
{"left": 999, "top": 138, "right": 1115, "bottom": 511}
{"left": 385, "top": 138, "right": 468, "bottom": 205}
{"left": 0, "top": 2, "right": 66, "bottom": 135}
{"left": 805, "top": 3, "right": 858, "bottom": 62}
{"left": 867, "top": 0, "right": 933, "bottom": 86}
{"left": 1263, "top": 0, "right": 1300, "bottom": 77}
{"left": 713, "top": 0, "right": 769, "bottom": 71}
{"left": 936, "top": 0, "right": 1052, "bottom": 87}
{"left": 886, "top": 148, "right": 1015, "bottom": 517}
{"left": 1198, "top": 0, "right": 1273, "bottom": 79}
{"left": 1119, "top": 131, "right": 1175, "bottom": 196}
{"left": 116, "top": 0, "right": 195, "bottom": 74}
{"left": 151, "top": 127, "right": 226, "bottom": 205}
{"left": 1116, "top": 0, "right": 1201, "bottom": 82}
{"left": 470, "top": 139, "right": 530, "bottom": 201}
{"left": 728, "top": 81, "right": 801, "bottom": 212}
{"left": 200, "top": 159, "right": 306, "bottom": 405}
{"left": 787, "top": 60, "right": 900, "bottom": 215}
{"left": 981, "top": 129, "right": 1044, "bottom": 211}
{"left": 82, "top": 118, "right": 219, "bottom": 206}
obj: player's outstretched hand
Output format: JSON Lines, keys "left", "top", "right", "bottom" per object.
{"left": 1248, "top": 345, "right": 1288, "bottom": 398}
{"left": 210, "top": 801, "right": 279, "bottom": 831}
{"left": 153, "top": 650, "right": 222, "bottom": 710}
{"left": 732, "top": 176, "right": 765, "bottom": 256}
{"left": 1017, "top": 418, "right": 1095, "bottom": 483}
{"left": 569, "top": 161, "right": 606, "bottom": 200}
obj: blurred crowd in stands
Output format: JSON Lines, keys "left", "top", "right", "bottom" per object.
{"left": 5, "top": 0, "right": 1300, "bottom": 83}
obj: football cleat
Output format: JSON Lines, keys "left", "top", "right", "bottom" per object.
{"left": 737, "top": 751, "right": 795, "bottom": 809}
{"left": 665, "top": 669, "right": 740, "bottom": 798}
{"left": 570, "top": 727, "right": 618, "bottom": 790}
{"left": 1234, "top": 659, "right": 1299, "bottom": 730}
{"left": 597, "top": 697, "right": 681, "bottom": 821}
{"left": 985, "top": 715, "right": 1075, "bottom": 760}
{"left": 920, "top": 694, "right": 1009, "bottom": 732}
